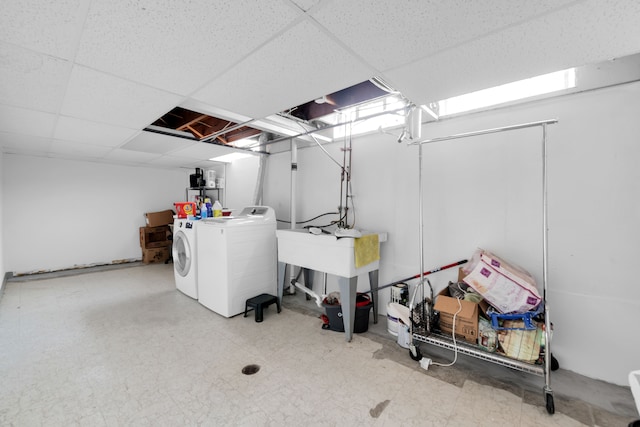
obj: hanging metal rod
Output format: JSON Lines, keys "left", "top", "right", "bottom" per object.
{"left": 408, "top": 119, "right": 558, "bottom": 145}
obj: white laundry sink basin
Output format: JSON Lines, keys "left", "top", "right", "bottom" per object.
{"left": 276, "top": 229, "right": 387, "bottom": 278}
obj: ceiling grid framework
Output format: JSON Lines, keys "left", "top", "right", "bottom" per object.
{"left": 0, "top": 0, "right": 638, "bottom": 168}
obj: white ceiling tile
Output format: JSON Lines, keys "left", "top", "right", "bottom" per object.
{"left": 74, "top": 0, "right": 300, "bottom": 95}
{"left": 312, "top": 0, "right": 578, "bottom": 72}
{"left": 49, "top": 140, "right": 113, "bottom": 158}
{"left": 0, "top": 0, "right": 91, "bottom": 60}
{"left": 193, "top": 19, "right": 373, "bottom": 119}
{"left": 0, "top": 42, "right": 72, "bottom": 113}
{"left": 60, "top": 65, "right": 183, "bottom": 129}
{"left": 121, "top": 131, "right": 193, "bottom": 154}
{"left": 0, "top": 105, "right": 57, "bottom": 138}
{"left": 102, "top": 148, "right": 163, "bottom": 164}
{"left": 170, "top": 141, "right": 241, "bottom": 160}
{"left": 289, "top": 0, "right": 324, "bottom": 12}
{"left": 0, "top": 132, "right": 52, "bottom": 153}
{"left": 386, "top": 0, "right": 640, "bottom": 104}
{"left": 55, "top": 116, "right": 139, "bottom": 147}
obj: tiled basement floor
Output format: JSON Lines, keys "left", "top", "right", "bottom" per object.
{"left": 0, "top": 263, "right": 637, "bottom": 426}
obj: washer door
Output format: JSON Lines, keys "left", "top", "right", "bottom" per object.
{"left": 172, "top": 230, "right": 192, "bottom": 277}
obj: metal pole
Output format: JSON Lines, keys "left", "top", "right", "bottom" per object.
{"left": 288, "top": 140, "right": 298, "bottom": 294}
{"left": 418, "top": 142, "right": 426, "bottom": 310}
{"left": 409, "top": 119, "right": 558, "bottom": 146}
{"left": 542, "top": 123, "right": 552, "bottom": 394}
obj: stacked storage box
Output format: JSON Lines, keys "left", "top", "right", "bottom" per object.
{"left": 140, "top": 210, "right": 173, "bottom": 264}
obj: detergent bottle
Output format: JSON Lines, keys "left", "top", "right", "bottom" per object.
{"left": 200, "top": 201, "right": 208, "bottom": 218}
{"left": 204, "top": 198, "right": 212, "bottom": 217}
{"left": 213, "top": 200, "right": 222, "bottom": 217}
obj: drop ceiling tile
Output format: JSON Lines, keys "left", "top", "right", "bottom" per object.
{"left": 289, "top": 0, "right": 324, "bottom": 12}
{"left": 102, "top": 148, "right": 163, "bottom": 164}
{"left": 193, "top": 19, "right": 373, "bottom": 119}
{"left": 55, "top": 116, "right": 139, "bottom": 147}
{"left": 74, "top": 0, "right": 300, "bottom": 95}
{"left": 121, "top": 131, "right": 193, "bottom": 154}
{"left": 0, "top": 132, "right": 52, "bottom": 153}
{"left": 0, "top": 0, "right": 91, "bottom": 60}
{"left": 311, "top": 0, "right": 577, "bottom": 72}
{"left": 49, "top": 139, "right": 113, "bottom": 158}
{"left": 61, "top": 65, "right": 183, "bottom": 129}
{"left": 0, "top": 105, "right": 57, "bottom": 138}
{"left": 170, "top": 141, "right": 239, "bottom": 160}
{"left": 386, "top": 0, "right": 640, "bottom": 104}
{"left": 0, "top": 42, "right": 72, "bottom": 113}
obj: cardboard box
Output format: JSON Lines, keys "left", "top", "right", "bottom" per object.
{"left": 142, "top": 246, "right": 170, "bottom": 264}
{"left": 139, "top": 226, "right": 171, "bottom": 249}
{"left": 145, "top": 210, "right": 174, "bottom": 227}
{"left": 434, "top": 269, "right": 489, "bottom": 344}
{"left": 463, "top": 249, "right": 541, "bottom": 313}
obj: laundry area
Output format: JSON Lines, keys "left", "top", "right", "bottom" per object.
{"left": 1, "top": 1, "right": 640, "bottom": 426}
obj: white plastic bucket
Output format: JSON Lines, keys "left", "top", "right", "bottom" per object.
{"left": 386, "top": 302, "right": 401, "bottom": 336}
{"left": 397, "top": 322, "right": 411, "bottom": 349}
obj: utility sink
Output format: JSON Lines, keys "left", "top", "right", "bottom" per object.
{"left": 275, "top": 229, "right": 387, "bottom": 278}
{"left": 276, "top": 228, "right": 387, "bottom": 342}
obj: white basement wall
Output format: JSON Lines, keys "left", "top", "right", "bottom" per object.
{"left": 263, "top": 80, "right": 640, "bottom": 386}
{"left": 0, "top": 151, "right": 4, "bottom": 282}
{"left": 2, "top": 154, "right": 188, "bottom": 274}
{"left": 223, "top": 155, "right": 261, "bottom": 211}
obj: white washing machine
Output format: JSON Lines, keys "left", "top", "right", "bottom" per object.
{"left": 196, "top": 206, "right": 277, "bottom": 317}
{"left": 172, "top": 218, "right": 198, "bottom": 299}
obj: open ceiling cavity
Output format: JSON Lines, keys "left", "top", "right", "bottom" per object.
{"left": 149, "top": 106, "right": 261, "bottom": 145}
{"left": 145, "top": 78, "right": 400, "bottom": 150}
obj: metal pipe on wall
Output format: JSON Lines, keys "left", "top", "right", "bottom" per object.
{"left": 288, "top": 140, "right": 298, "bottom": 293}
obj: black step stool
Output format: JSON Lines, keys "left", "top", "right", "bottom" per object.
{"left": 244, "top": 293, "right": 281, "bottom": 322}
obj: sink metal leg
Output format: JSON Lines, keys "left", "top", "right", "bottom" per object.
{"left": 303, "top": 268, "right": 314, "bottom": 301}
{"left": 368, "top": 269, "right": 379, "bottom": 324}
{"left": 277, "top": 262, "right": 286, "bottom": 306}
{"left": 338, "top": 276, "right": 358, "bottom": 342}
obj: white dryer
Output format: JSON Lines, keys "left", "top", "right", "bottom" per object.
{"left": 196, "top": 206, "right": 277, "bottom": 317}
{"left": 172, "top": 218, "right": 198, "bottom": 299}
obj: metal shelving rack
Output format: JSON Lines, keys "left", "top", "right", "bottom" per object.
{"left": 186, "top": 187, "right": 224, "bottom": 207}
{"left": 407, "top": 119, "right": 558, "bottom": 414}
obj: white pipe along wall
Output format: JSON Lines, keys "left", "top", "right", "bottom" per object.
{"left": 262, "top": 80, "right": 640, "bottom": 387}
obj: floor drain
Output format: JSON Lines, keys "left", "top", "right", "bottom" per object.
{"left": 242, "top": 364, "right": 260, "bottom": 375}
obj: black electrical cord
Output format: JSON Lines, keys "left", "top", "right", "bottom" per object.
{"left": 276, "top": 211, "right": 340, "bottom": 225}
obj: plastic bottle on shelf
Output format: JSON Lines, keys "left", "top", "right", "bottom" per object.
{"left": 200, "top": 201, "right": 208, "bottom": 218}
{"left": 206, "top": 200, "right": 213, "bottom": 218}
{"left": 213, "top": 200, "right": 222, "bottom": 217}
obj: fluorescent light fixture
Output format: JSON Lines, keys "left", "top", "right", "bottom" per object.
{"left": 438, "top": 68, "right": 576, "bottom": 116}
{"left": 209, "top": 152, "right": 254, "bottom": 163}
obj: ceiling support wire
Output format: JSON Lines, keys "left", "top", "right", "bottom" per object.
{"left": 411, "top": 117, "right": 557, "bottom": 397}
{"left": 294, "top": 122, "right": 344, "bottom": 170}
